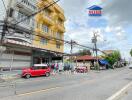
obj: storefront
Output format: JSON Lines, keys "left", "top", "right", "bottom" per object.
{"left": 0, "top": 44, "right": 32, "bottom": 70}
{"left": 32, "top": 49, "right": 63, "bottom": 65}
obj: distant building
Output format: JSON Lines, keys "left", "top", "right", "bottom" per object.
{"left": 103, "top": 50, "right": 115, "bottom": 55}
{"left": 75, "top": 55, "right": 97, "bottom": 70}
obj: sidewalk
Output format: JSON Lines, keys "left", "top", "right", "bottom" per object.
{"left": 0, "top": 70, "right": 89, "bottom": 83}
{"left": 0, "top": 70, "right": 21, "bottom": 83}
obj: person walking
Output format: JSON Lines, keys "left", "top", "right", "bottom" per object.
{"left": 54, "top": 62, "right": 59, "bottom": 73}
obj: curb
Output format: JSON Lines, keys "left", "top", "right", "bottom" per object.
{"left": 106, "top": 81, "right": 132, "bottom": 100}
{"left": 0, "top": 74, "right": 20, "bottom": 82}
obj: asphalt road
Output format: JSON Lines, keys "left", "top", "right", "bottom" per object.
{"left": 0, "top": 67, "right": 132, "bottom": 100}
{"left": 120, "top": 83, "right": 132, "bottom": 100}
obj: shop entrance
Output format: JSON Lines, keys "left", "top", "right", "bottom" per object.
{"left": 33, "top": 57, "right": 50, "bottom": 64}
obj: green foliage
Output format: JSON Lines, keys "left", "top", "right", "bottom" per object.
{"left": 130, "top": 49, "right": 132, "bottom": 57}
{"left": 78, "top": 49, "right": 91, "bottom": 56}
{"left": 103, "top": 51, "right": 121, "bottom": 66}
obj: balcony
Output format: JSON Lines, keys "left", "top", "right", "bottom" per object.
{"left": 35, "top": 13, "right": 43, "bottom": 23}
{"left": 38, "top": 30, "right": 52, "bottom": 40}
{"left": 16, "top": 0, "right": 37, "bottom": 13}
{"left": 42, "top": 13, "right": 54, "bottom": 25}
{"left": 54, "top": 4, "right": 64, "bottom": 14}
{"left": 56, "top": 23, "right": 65, "bottom": 33}
{"left": 58, "top": 13, "right": 65, "bottom": 21}
{"left": 37, "top": 0, "right": 54, "bottom": 11}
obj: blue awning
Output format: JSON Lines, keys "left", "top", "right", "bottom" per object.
{"left": 99, "top": 60, "right": 109, "bottom": 65}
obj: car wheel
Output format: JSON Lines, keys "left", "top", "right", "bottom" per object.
{"left": 45, "top": 72, "right": 50, "bottom": 77}
{"left": 25, "top": 74, "right": 31, "bottom": 79}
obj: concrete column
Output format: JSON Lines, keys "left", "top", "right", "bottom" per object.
{"left": 10, "top": 50, "right": 14, "bottom": 71}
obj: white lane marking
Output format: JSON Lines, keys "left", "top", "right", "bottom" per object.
{"left": 106, "top": 81, "right": 132, "bottom": 100}
{"left": 17, "top": 86, "right": 61, "bottom": 96}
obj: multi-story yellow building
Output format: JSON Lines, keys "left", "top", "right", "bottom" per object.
{"left": 33, "top": 0, "right": 65, "bottom": 64}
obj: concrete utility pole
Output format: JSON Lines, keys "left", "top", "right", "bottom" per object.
{"left": 0, "top": 0, "right": 12, "bottom": 71}
{"left": 70, "top": 40, "right": 74, "bottom": 65}
{"left": 92, "top": 32, "right": 99, "bottom": 70}
{"left": 70, "top": 40, "right": 76, "bottom": 71}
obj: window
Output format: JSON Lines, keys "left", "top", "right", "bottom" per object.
{"left": 50, "top": 30, "right": 54, "bottom": 37}
{"left": 31, "top": 18, "right": 35, "bottom": 29}
{"left": 42, "top": 66, "right": 48, "bottom": 69}
{"left": 42, "top": 25, "right": 49, "bottom": 33}
{"left": 56, "top": 32, "right": 61, "bottom": 39}
{"left": 40, "top": 38, "right": 48, "bottom": 45}
{"left": 56, "top": 43, "right": 61, "bottom": 49}
{"left": 36, "top": 23, "right": 40, "bottom": 29}
{"left": 44, "top": 9, "right": 51, "bottom": 17}
{"left": 17, "top": 11, "right": 30, "bottom": 25}
{"left": 58, "top": 18, "right": 63, "bottom": 25}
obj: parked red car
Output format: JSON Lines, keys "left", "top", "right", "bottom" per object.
{"left": 22, "top": 64, "right": 51, "bottom": 79}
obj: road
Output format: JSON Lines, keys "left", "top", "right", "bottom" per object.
{"left": 0, "top": 67, "right": 132, "bottom": 100}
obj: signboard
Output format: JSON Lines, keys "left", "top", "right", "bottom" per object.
{"left": 88, "top": 5, "right": 102, "bottom": 16}
{"left": 5, "top": 28, "right": 32, "bottom": 44}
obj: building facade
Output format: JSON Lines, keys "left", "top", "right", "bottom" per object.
{"left": 32, "top": 0, "right": 65, "bottom": 65}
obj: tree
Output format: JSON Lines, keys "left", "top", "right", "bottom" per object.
{"left": 78, "top": 49, "right": 92, "bottom": 56}
{"left": 103, "top": 50, "right": 121, "bottom": 66}
{"left": 130, "top": 49, "right": 132, "bottom": 57}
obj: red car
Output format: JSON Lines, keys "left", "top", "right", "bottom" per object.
{"left": 22, "top": 64, "right": 51, "bottom": 79}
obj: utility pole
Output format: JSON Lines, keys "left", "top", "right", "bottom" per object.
{"left": 70, "top": 40, "right": 76, "bottom": 72}
{"left": 92, "top": 32, "right": 99, "bottom": 70}
{"left": 70, "top": 40, "right": 73, "bottom": 66}
{"left": 1, "top": 21, "right": 7, "bottom": 44}
{"left": 0, "top": 0, "right": 11, "bottom": 71}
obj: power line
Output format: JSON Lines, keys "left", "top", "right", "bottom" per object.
{"left": 0, "top": 19, "right": 108, "bottom": 56}
{"left": 9, "top": 26, "right": 107, "bottom": 55}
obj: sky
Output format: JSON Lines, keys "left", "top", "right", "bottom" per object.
{"left": 0, "top": 0, "right": 132, "bottom": 60}
{"left": 58, "top": 0, "right": 132, "bottom": 59}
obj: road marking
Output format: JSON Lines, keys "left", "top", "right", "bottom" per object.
{"left": 106, "top": 81, "right": 132, "bottom": 100}
{"left": 17, "top": 86, "right": 61, "bottom": 96}
{"left": 16, "top": 72, "right": 130, "bottom": 97}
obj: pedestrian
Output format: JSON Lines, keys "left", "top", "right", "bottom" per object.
{"left": 54, "top": 62, "right": 59, "bottom": 73}
{"left": 58, "top": 62, "right": 63, "bottom": 74}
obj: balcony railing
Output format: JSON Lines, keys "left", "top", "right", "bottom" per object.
{"left": 16, "top": 0, "right": 37, "bottom": 12}
{"left": 43, "top": 13, "right": 54, "bottom": 25}
{"left": 59, "top": 13, "right": 65, "bottom": 21}
{"left": 54, "top": 4, "right": 64, "bottom": 14}
{"left": 37, "top": 0, "right": 54, "bottom": 11}
{"left": 56, "top": 23, "right": 65, "bottom": 33}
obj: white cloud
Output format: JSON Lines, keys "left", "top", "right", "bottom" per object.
{"left": 104, "top": 0, "right": 132, "bottom": 26}
{"left": 105, "top": 26, "right": 112, "bottom": 33}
